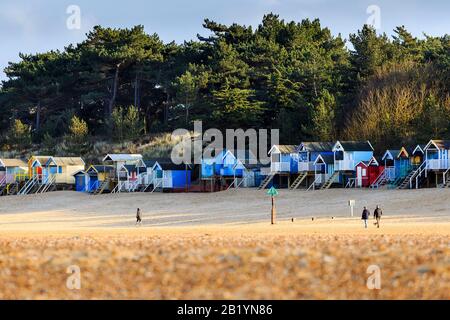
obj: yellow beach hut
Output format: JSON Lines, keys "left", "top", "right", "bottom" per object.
{"left": 44, "top": 157, "right": 85, "bottom": 185}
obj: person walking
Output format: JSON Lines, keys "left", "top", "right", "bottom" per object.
{"left": 374, "top": 205, "right": 383, "bottom": 228}
{"left": 136, "top": 208, "right": 142, "bottom": 226}
{"left": 361, "top": 206, "right": 370, "bottom": 229}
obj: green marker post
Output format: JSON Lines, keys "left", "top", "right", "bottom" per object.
{"left": 267, "top": 186, "right": 279, "bottom": 225}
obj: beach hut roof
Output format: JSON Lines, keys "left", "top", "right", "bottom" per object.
{"left": 120, "top": 164, "right": 138, "bottom": 173}
{"left": 424, "top": 140, "right": 450, "bottom": 151}
{"left": 333, "top": 141, "right": 374, "bottom": 152}
{"left": 412, "top": 144, "right": 426, "bottom": 154}
{"left": 87, "top": 165, "right": 114, "bottom": 174}
{"left": 357, "top": 156, "right": 379, "bottom": 167}
{"left": 314, "top": 154, "right": 334, "bottom": 165}
{"left": 72, "top": 170, "right": 86, "bottom": 177}
{"left": 142, "top": 159, "right": 161, "bottom": 168}
{"left": 373, "top": 155, "right": 384, "bottom": 164}
{"left": 151, "top": 158, "right": 191, "bottom": 171}
{"left": 233, "top": 159, "right": 264, "bottom": 170}
{"left": 102, "top": 154, "right": 143, "bottom": 162}
{"left": 395, "top": 147, "right": 411, "bottom": 159}
{"left": 46, "top": 157, "right": 85, "bottom": 166}
{"left": 31, "top": 156, "right": 52, "bottom": 166}
{"left": 357, "top": 161, "right": 370, "bottom": 167}
{"left": 0, "top": 159, "right": 28, "bottom": 168}
{"left": 158, "top": 162, "right": 191, "bottom": 171}
{"left": 298, "top": 142, "right": 335, "bottom": 152}
{"left": 269, "top": 145, "right": 297, "bottom": 155}
{"left": 382, "top": 150, "right": 400, "bottom": 161}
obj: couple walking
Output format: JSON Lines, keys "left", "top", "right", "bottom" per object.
{"left": 361, "top": 206, "right": 383, "bottom": 229}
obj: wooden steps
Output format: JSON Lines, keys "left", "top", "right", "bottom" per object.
{"left": 289, "top": 172, "right": 308, "bottom": 190}
{"left": 18, "top": 176, "right": 38, "bottom": 195}
{"left": 93, "top": 179, "right": 110, "bottom": 195}
{"left": 258, "top": 173, "right": 276, "bottom": 190}
{"left": 320, "top": 172, "right": 339, "bottom": 190}
{"left": 151, "top": 180, "right": 162, "bottom": 193}
{"left": 397, "top": 170, "right": 416, "bottom": 189}
{"left": 370, "top": 169, "right": 387, "bottom": 189}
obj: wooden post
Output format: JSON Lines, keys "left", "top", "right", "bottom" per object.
{"left": 271, "top": 196, "right": 276, "bottom": 225}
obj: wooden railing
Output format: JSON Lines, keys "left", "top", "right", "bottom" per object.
{"left": 298, "top": 161, "right": 315, "bottom": 172}
{"left": 334, "top": 160, "right": 355, "bottom": 171}
{"left": 271, "top": 162, "right": 291, "bottom": 173}
{"left": 427, "top": 159, "right": 450, "bottom": 170}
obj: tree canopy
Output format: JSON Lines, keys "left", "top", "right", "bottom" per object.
{"left": 1, "top": 15, "right": 449, "bottom": 152}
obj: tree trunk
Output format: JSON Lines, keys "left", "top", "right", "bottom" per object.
{"left": 134, "top": 73, "right": 139, "bottom": 110}
{"left": 108, "top": 65, "right": 120, "bottom": 116}
{"left": 185, "top": 97, "right": 189, "bottom": 125}
{"left": 164, "top": 92, "right": 169, "bottom": 125}
{"left": 35, "top": 101, "right": 41, "bottom": 132}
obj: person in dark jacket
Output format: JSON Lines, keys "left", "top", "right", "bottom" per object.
{"left": 374, "top": 205, "right": 382, "bottom": 228}
{"left": 361, "top": 207, "right": 370, "bottom": 228}
{"left": 136, "top": 208, "right": 142, "bottom": 226}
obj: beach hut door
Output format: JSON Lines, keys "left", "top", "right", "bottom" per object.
{"left": 357, "top": 167, "right": 362, "bottom": 187}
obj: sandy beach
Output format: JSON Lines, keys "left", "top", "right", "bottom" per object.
{"left": 0, "top": 189, "right": 449, "bottom": 299}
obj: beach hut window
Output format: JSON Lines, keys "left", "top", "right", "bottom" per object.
{"left": 272, "top": 154, "right": 280, "bottom": 162}
{"left": 335, "top": 151, "right": 344, "bottom": 161}
{"left": 58, "top": 166, "right": 62, "bottom": 174}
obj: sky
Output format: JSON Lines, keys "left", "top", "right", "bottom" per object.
{"left": 0, "top": 0, "right": 449, "bottom": 81}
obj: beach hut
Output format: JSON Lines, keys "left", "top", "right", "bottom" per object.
{"left": 259, "top": 145, "right": 298, "bottom": 189}
{"left": 101, "top": 154, "right": 144, "bottom": 192}
{"left": 294, "top": 142, "right": 335, "bottom": 190}
{"left": 28, "top": 156, "right": 52, "bottom": 180}
{"left": 311, "top": 154, "right": 335, "bottom": 190}
{"left": 102, "top": 154, "right": 143, "bottom": 170}
{"left": 201, "top": 149, "right": 255, "bottom": 191}
{"left": 222, "top": 149, "right": 257, "bottom": 187}
{"left": 0, "top": 159, "right": 28, "bottom": 195}
{"left": 115, "top": 164, "right": 141, "bottom": 192}
{"left": 411, "top": 145, "right": 425, "bottom": 166}
{"left": 0, "top": 159, "right": 28, "bottom": 184}
{"left": 16, "top": 156, "right": 52, "bottom": 194}
{"left": 152, "top": 159, "right": 192, "bottom": 192}
{"left": 422, "top": 140, "right": 450, "bottom": 188}
{"left": 136, "top": 159, "right": 159, "bottom": 191}
{"left": 73, "top": 170, "right": 88, "bottom": 192}
{"left": 201, "top": 149, "right": 228, "bottom": 178}
{"left": 326, "top": 141, "right": 374, "bottom": 189}
{"left": 85, "top": 165, "right": 115, "bottom": 194}
{"left": 382, "top": 149, "right": 400, "bottom": 183}
{"left": 381, "top": 147, "right": 418, "bottom": 188}
{"left": 394, "top": 147, "right": 413, "bottom": 181}
{"left": 355, "top": 157, "right": 384, "bottom": 188}
{"left": 229, "top": 150, "right": 260, "bottom": 189}
{"left": 43, "top": 157, "right": 85, "bottom": 185}
{"left": 232, "top": 162, "right": 264, "bottom": 188}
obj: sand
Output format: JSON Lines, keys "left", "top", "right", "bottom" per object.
{"left": 0, "top": 189, "right": 449, "bottom": 299}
